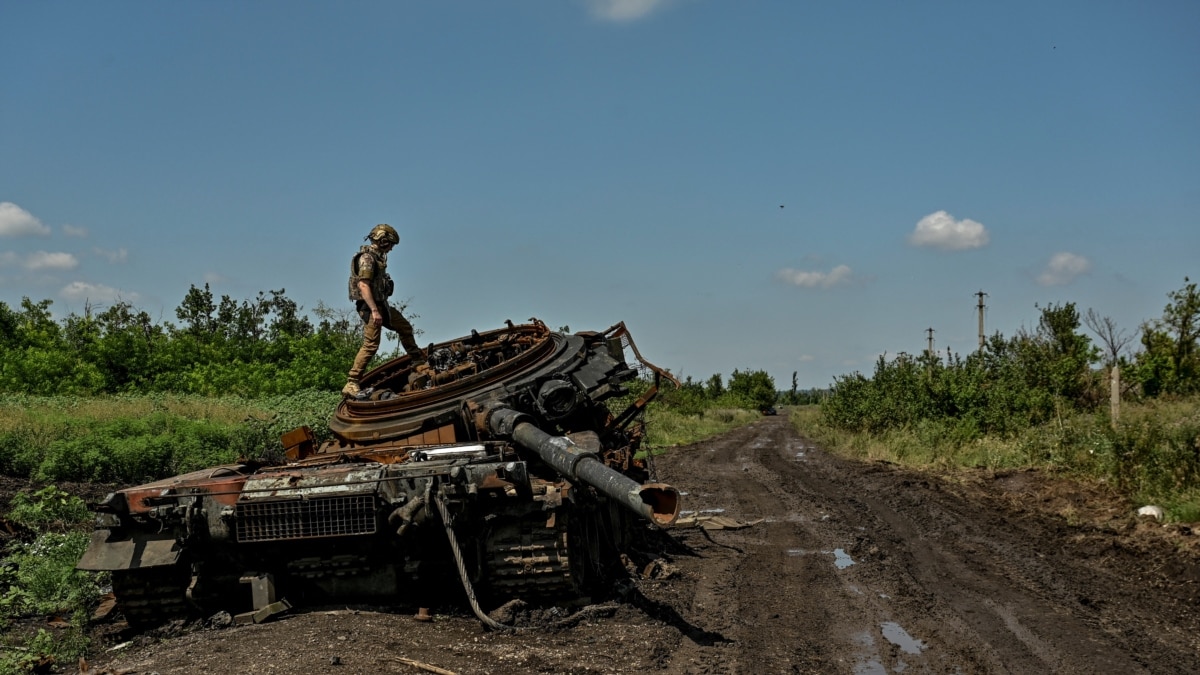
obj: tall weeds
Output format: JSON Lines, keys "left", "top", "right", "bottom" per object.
{"left": 0, "top": 391, "right": 340, "bottom": 485}
{"left": 794, "top": 398, "right": 1200, "bottom": 520}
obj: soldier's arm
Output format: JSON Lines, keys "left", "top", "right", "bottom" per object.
{"left": 358, "top": 280, "right": 382, "bottom": 325}
{"left": 356, "top": 255, "right": 384, "bottom": 326}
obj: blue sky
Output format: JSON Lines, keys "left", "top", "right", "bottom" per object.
{"left": 2, "top": 0, "right": 1197, "bottom": 389}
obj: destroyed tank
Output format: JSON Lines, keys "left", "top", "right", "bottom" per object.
{"left": 78, "top": 319, "right": 680, "bottom": 628}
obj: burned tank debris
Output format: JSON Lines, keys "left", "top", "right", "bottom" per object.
{"left": 77, "top": 319, "right": 680, "bottom": 629}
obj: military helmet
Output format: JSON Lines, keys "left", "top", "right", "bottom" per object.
{"left": 368, "top": 223, "right": 399, "bottom": 246}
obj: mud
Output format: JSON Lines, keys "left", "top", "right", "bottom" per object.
{"left": 78, "top": 415, "right": 1200, "bottom": 673}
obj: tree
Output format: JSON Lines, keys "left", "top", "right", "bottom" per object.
{"left": 1084, "top": 308, "right": 1136, "bottom": 368}
{"left": 728, "top": 369, "right": 777, "bottom": 410}
{"left": 1028, "top": 302, "right": 1098, "bottom": 404}
{"left": 0, "top": 301, "right": 20, "bottom": 349}
{"left": 704, "top": 373, "right": 725, "bottom": 399}
{"left": 1136, "top": 277, "right": 1200, "bottom": 395}
{"left": 175, "top": 284, "right": 217, "bottom": 336}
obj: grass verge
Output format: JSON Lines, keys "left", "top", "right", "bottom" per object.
{"left": 642, "top": 407, "right": 763, "bottom": 451}
{"left": 791, "top": 398, "right": 1200, "bottom": 522}
{"left": 0, "top": 391, "right": 342, "bottom": 485}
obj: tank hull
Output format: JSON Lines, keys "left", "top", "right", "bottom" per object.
{"left": 78, "top": 319, "right": 679, "bottom": 627}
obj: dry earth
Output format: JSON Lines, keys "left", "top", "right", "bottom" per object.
{"left": 65, "top": 415, "right": 1200, "bottom": 673}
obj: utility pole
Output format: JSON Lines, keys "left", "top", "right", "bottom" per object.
{"left": 975, "top": 290, "right": 988, "bottom": 351}
{"left": 925, "top": 327, "right": 936, "bottom": 378}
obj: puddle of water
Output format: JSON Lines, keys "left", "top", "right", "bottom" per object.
{"left": 699, "top": 508, "right": 726, "bottom": 514}
{"left": 880, "top": 622, "right": 925, "bottom": 655}
{"left": 793, "top": 452, "right": 806, "bottom": 460}
{"left": 833, "top": 548, "right": 856, "bottom": 569}
{"left": 677, "top": 491, "right": 689, "bottom": 496}
{"left": 852, "top": 631, "right": 886, "bottom": 675}
{"left": 894, "top": 658, "right": 908, "bottom": 673}
{"left": 879, "top": 593, "right": 891, "bottom": 599}
{"left": 785, "top": 549, "right": 806, "bottom": 557}
{"left": 678, "top": 510, "right": 695, "bottom": 517}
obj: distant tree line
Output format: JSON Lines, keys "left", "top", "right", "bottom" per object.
{"left": 0, "top": 284, "right": 788, "bottom": 411}
{"left": 647, "top": 369, "right": 779, "bottom": 414}
{"left": 823, "top": 278, "right": 1200, "bottom": 437}
{"left": 0, "top": 284, "right": 370, "bottom": 397}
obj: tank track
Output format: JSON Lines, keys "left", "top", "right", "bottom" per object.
{"left": 111, "top": 565, "right": 192, "bottom": 628}
{"left": 483, "top": 510, "right": 579, "bottom": 602}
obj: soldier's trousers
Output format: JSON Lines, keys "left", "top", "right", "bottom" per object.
{"left": 348, "top": 302, "right": 421, "bottom": 381}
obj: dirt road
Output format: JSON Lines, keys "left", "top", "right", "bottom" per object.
{"left": 94, "top": 415, "right": 1200, "bottom": 674}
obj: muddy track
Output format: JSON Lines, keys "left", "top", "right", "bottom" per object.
{"left": 94, "top": 415, "right": 1200, "bottom": 674}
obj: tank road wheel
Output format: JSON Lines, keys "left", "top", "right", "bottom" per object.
{"left": 110, "top": 564, "right": 193, "bottom": 629}
{"left": 482, "top": 510, "right": 578, "bottom": 604}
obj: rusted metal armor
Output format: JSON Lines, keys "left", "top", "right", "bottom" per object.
{"left": 77, "top": 320, "right": 681, "bottom": 630}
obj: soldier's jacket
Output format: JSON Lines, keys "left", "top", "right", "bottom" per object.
{"left": 348, "top": 245, "right": 395, "bottom": 303}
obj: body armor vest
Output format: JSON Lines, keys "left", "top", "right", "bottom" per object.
{"left": 348, "top": 245, "right": 393, "bottom": 303}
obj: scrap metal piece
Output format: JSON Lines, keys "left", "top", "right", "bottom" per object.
{"left": 239, "top": 573, "right": 277, "bottom": 610}
{"left": 235, "top": 598, "right": 292, "bottom": 625}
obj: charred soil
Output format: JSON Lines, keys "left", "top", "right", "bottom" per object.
{"left": 70, "top": 416, "right": 1200, "bottom": 674}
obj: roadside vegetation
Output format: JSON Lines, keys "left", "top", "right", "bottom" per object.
{"left": 625, "top": 368, "right": 779, "bottom": 450}
{"left": 0, "top": 487, "right": 97, "bottom": 674}
{"left": 794, "top": 278, "right": 1200, "bottom": 522}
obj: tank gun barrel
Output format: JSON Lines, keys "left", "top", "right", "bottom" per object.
{"left": 488, "top": 408, "right": 679, "bottom": 528}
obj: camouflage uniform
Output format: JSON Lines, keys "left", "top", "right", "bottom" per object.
{"left": 346, "top": 243, "right": 421, "bottom": 387}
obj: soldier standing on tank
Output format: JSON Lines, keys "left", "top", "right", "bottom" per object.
{"left": 343, "top": 223, "right": 424, "bottom": 397}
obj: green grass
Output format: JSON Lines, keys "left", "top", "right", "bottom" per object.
{"left": 0, "top": 392, "right": 265, "bottom": 432}
{"left": 0, "top": 391, "right": 341, "bottom": 485}
{"left": 791, "top": 397, "right": 1200, "bottom": 522}
{"left": 642, "top": 407, "right": 763, "bottom": 451}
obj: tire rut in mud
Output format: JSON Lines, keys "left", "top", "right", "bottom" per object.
{"left": 655, "top": 415, "right": 1200, "bottom": 674}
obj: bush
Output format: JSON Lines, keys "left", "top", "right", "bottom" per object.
{"left": 0, "top": 487, "right": 102, "bottom": 673}
{"left": 6, "top": 486, "right": 90, "bottom": 531}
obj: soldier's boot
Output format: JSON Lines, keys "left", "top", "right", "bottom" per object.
{"left": 406, "top": 347, "right": 427, "bottom": 367}
{"left": 341, "top": 379, "right": 361, "bottom": 397}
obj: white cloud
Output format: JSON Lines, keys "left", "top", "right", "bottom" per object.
{"left": 776, "top": 264, "right": 854, "bottom": 289}
{"left": 203, "top": 272, "right": 228, "bottom": 284}
{"left": 60, "top": 281, "right": 139, "bottom": 304}
{"left": 25, "top": 251, "right": 79, "bottom": 271}
{"left": 63, "top": 224, "right": 89, "bottom": 238}
{"left": 94, "top": 247, "right": 128, "bottom": 264}
{"left": 908, "top": 210, "right": 989, "bottom": 250}
{"left": 0, "top": 252, "right": 17, "bottom": 267}
{"left": 797, "top": 354, "right": 815, "bottom": 363}
{"left": 1037, "top": 252, "right": 1091, "bottom": 286}
{"left": 585, "top": 0, "right": 674, "bottom": 22}
{"left": 0, "top": 202, "right": 51, "bottom": 237}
